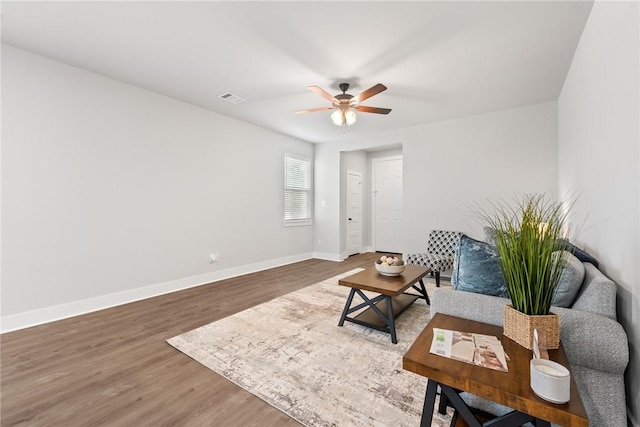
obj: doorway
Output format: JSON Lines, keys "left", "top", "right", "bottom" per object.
{"left": 372, "top": 156, "right": 403, "bottom": 253}
{"left": 346, "top": 170, "right": 363, "bottom": 256}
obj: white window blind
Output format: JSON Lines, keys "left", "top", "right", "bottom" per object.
{"left": 284, "top": 154, "right": 312, "bottom": 225}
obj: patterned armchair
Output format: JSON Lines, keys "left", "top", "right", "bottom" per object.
{"left": 405, "top": 230, "right": 463, "bottom": 287}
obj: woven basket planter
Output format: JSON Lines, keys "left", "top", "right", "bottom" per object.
{"left": 503, "top": 305, "right": 560, "bottom": 350}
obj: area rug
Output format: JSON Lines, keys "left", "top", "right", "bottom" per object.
{"left": 167, "top": 269, "right": 454, "bottom": 426}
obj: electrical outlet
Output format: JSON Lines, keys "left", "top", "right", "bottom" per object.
{"left": 209, "top": 253, "right": 220, "bottom": 263}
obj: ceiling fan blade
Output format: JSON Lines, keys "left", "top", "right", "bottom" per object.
{"left": 296, "top": 107, "right": 335, "bottom": 114}
{"left": 354, "top": 83, "right": 387, "bottom": 103}
{"left": 308, "top": 86, "right": 338, "bottom": 103}
{"left": 353, "top": 105, "right": 392, "bottom": 114}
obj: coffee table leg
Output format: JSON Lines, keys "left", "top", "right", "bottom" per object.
{"left": 385, "top": 296, "right": 397, "bottom": 344}
{"left": 338, "top": 288, "right": 356, "bottom": 326}
{"left": 420, "top": 379, "right": 438, "bottom": 427}
{"left": 419, "top": 279, "right": 430, "bottom": 305}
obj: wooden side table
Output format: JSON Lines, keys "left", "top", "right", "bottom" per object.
{"left": 403, "top": 313, "right": 588, "bottom": 426}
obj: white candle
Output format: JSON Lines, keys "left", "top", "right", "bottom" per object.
{"left": 536, "top": 364, "right": 563, "bottom": 376}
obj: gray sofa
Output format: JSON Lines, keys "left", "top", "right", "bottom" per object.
{"left": 431, "top": 261, "right": 629, "bottom": 426}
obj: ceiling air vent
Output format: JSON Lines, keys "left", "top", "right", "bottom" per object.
{"left": 218, "top": 92, "right": 246, "bottom": 104}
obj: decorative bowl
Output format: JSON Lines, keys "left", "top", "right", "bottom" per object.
{"left": 375, "top": 263, "right": 406, "bottom": 276}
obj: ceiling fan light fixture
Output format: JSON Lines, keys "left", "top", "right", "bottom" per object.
{"left": 345, "top": 109, "right": 357, "bottom": 125}
{"left": 298, "top": 82, "right": 389, "bottom": 129}
{"left": 331, "top": 109, "right": 345, "bottom": 126}
{"left": 331, "top": 109, "right": 357, "bottom": 126}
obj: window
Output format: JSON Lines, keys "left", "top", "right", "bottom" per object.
{"left": 284, "top": 154, "right": 312, "bottom": 226}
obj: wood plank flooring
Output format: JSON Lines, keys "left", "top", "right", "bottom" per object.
{"left": 1, "top": 253, "right": 382, "bottom": 426}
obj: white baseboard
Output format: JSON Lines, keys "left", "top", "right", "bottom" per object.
{"left": 312, "top": 252, "right": 343, "bottom": 262}
{"left": 1, "top": 252, "right": 315, "bottom": 334}
{"left": 340, "top": 248, "right": 375, "bottom": 260}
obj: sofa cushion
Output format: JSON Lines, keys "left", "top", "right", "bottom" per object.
{"left": 552, "top": 251, "right": 585, "bottom": 307}
{"left": 571, "top": 263, "right": 618, "bottom": 319}
{"left": 452, "top": 235, "right": 508, "bottom": 297}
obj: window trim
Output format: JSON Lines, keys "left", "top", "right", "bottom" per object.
{"left": 284, "top": 153, "right": 313, "bottom": 227}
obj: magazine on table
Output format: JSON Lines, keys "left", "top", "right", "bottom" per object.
{"left": 430, "top": 328, "right": 509, "bottom": 372}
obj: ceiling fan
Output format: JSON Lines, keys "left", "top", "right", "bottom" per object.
{"left": 296, "top": 83, "right": 391, "bottom": 127}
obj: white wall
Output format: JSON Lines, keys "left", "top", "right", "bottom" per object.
{"left": 557, "top": 2, "right": 640, "bottom": 423}
{"left": 402, "top": 103, "right": 558, "bottom": 254}
{"left": 312, "top": 144, "right": 341, "bottom": 261}
{"left": 1, "top": 45, "right": 314, "bottom": 331}
{"left": 313, "top": 103, "right": 558, "bottom": 258}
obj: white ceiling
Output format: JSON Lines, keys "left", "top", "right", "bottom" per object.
{"left": 1, "top": 1, "right": 593, "bottom": 144}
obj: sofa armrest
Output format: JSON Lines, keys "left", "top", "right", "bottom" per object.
{"left": 430, "top": 288, "right": 629, "bottom": 375}
{"left": 552, "top": 306, "right": 628, "bottom": 374}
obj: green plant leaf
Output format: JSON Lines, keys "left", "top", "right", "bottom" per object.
{"left": 478, "top": 194, "right": 573, "bottom": 315}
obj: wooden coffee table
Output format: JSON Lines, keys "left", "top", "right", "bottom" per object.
{"left": 403, "top": 313, "right": 588, "bottom": 426}
{"left": 338, "top": 265, "right": 430, "bottom": 344}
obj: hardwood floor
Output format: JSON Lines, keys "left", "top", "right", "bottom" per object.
{"left": 1, "top": 253, "right": 380, "bottom": 426}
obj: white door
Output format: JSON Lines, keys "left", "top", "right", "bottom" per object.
{"left": 373, "top": 157, "right": 403, "bottom": 253}
{"left": 346, "top": 170, "right": 363, "bottom": 256}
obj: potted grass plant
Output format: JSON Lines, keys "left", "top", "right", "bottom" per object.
{"left": 481, "top": 194, "right": 572, "bottom": 350}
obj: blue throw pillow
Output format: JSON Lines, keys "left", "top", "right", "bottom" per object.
{"left": 452, "top": 235, "right": 509, "bottom": 298}
{"left": 555, "top": 239, "right": 599, "bottom": 268}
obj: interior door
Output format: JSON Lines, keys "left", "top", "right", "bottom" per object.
{"left": 346, "top": 170, "right": 363, "bottom": 256}
{"left": 373, "top": 157, "right": 403, "bottom": 253}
